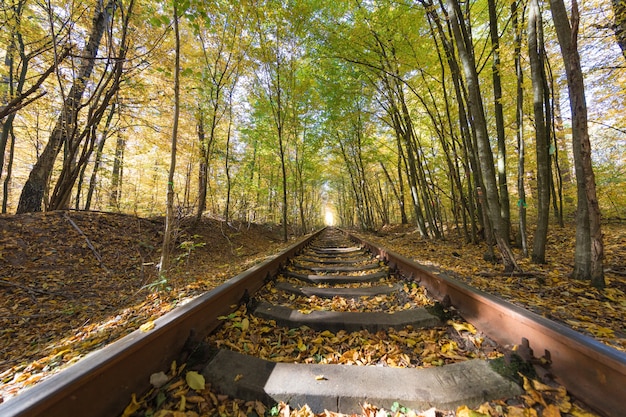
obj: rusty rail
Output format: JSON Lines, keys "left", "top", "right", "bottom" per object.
{"left": 0, "top": 229, "right": 323, "bottom": 417}
{"left": 349, "top": 231, "right": 626, "bottom": 417}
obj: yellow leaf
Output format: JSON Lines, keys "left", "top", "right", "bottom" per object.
{"left": 139, "top": 321, "right": 156, "bottom": 332}
{"left": 154, "top": 410, "right": 176, "bottom": 417}
{"left": 532, "top": 379, "right": 557, "bottom": 392}
{"left": 185, "top": 371, "right": 205, "bottom": 391}
{"left": 441, "top": 341, "right": 457, "bottom": 354}
{"left": 450, "top": 321, "right": 477, "bottom": 334}
{"left": 506, "top": 407, "right": 530, "bottom": 417}
{"left": 315, "top": 375, "right": 327, "bottom": 380}
{"left": 121, "top": 393, "right": 141, "bottom": 417}
{"left": 555, "top": 390, "right": 572, "bottom": 413}
{"left": 568, "top": 405, "right": 602, "bottom": 417}
{"left": 13, "top": 372, "right": 31, "bottom": 383}
{"left": 241, "top": 318, "right": 249, "bottom": 332}
{"left": 186, "top": 395, "right": 206, "bottom": 403}
{"left": 167, "top": 378, "right": 185, "bottom": 391}
{"left": 543, "top": 404, "right": 562, "bottom": 417}
{"left": 591, "top": 326, "right": 614, "bottom": 338}
{"left": 24, "top": 374, "right": 43, "bottom": 386}
{"left": 476, "top": 403, "right": 495, "bottom": 416}
{"left": 422, "top": 354, "right": 440, "bottom": 364}
{"left": 172, "top": 387, "right": 188, "bottom": 398}
{"left": 297, "top": 340, "right": 307, "bottom": 352}
{"left": 455, "top": 405, "right": 489, "bottom": 417}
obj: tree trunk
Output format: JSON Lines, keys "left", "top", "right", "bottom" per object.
{"left": 16, "top": 0, "right": 116, "bottom": 213}
{"left": 446, "top": 0, "right": 519, "bottom": 271}
{"left": 552, "top": 88, "right": 572, "bottom": 184}
{"left": 541, "top": 63, "right": 565, "bottom": 227}
{"left": 404, "top": 134, "right": 428, "bottom": 236}
{"left": 49, "top": 0, "right": 132, "bottom": 212}
{"left": 528, "top": 0, "right": 551, "bottom": 264}
{"left": 295, "top": 138, "right": 307, "bottom": 234}
{"left": 278, "top": 124, "right": 289, "bottom": 242}
{"left": 423, "top": 2, "right": 478, "bottom": 242}
{"left": 380, "top": 160, "right": 405, "bottom": 225}
{"left": 109, "top": 131, "right": 125, "bottom": 210}
{"left": 224, "top": 91, "right": 234, "bottom": 224}
{"left": 337, "top": 136, "right": 361, "bottom": 227}
{"left": 2, "top": 126, "right": 16, "bottom": 213}
{"left": 488, "top": 0, "right": 511, "bottom": 241}
{"left": 277, "top": 123, "right": 289, "bottom": 241}
{"left": 196, "top": 111, "right": 208, "bottom": 221}
{"left": 84, "top": 101, "right": 116, "bottom": 210}
{"left": 512, "top": 0, "right": 528, "bottom": 257}
{"left": 1, "top": 1, "right": 29, "bottom": 191}
{"left": 159, "top": 2, "right": 180, "bottom": 275}
{"left": 389, "top": 135, "right": 407, "bottom": 224}
{"left": 429, "top": 24, "right": 469, "bottom": 241}
{"left": 549, "top": 0, "right": 605, "bottom": 288}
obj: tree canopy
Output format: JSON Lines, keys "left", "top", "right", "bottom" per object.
{"left": 1, "top": 0, "right": 625, "bottom": 285}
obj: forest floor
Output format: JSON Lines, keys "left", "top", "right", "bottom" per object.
{"left": 0, "top": 211, "right": 288, "bottom": 404}
{"left": 0, "top": 211, "right": 625, "bottom": 411}
{"left": 359, "top": 222, "right": 626, "bottom": 353}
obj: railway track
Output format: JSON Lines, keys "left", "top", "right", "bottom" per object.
{"left": 1, "top": 228, "right": 625, "bottom": 417}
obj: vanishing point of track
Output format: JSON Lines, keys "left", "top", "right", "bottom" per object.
{"left": 1, "top": 228, "right": 624, "bottom": 417}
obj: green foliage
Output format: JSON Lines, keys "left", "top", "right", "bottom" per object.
{"left": 141, "top": 275, "right": 171, "bottom": 293}
{"left": 391, "top": 402, "right": 410, "bottom": 414}
{"left": 176, "top": 234, "right": 206, "bottom": 263}
{"left": 2, "top": 0, "right": 624, "bottom": 239}
{"left": 268, "top": 404, "right": 281, "bottom": 417}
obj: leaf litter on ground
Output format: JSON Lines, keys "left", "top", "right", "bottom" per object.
{"left": 1, "top": 213, "right": 620, "bottom": 417}
{"left": 360, "top": 223, "right": 626, "bottom": 353}
{"left": 0, "top": 211, "right": 286, "bottom": 403}
{"left": 207, "top": 305, "right": 498, "bottom": 367}
{"left": 256, "top": 278, "right": 433, "bottom": 313}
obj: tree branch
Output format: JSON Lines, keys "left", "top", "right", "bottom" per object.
{"left": 0, "top": 48, "right": 70, "bottom": 120}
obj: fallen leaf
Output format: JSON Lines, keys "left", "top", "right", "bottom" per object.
{"left": 186, "top": 395, "right": 205, "bottom": 403}
{"left": 139, "top": 321, "right": 156, "bottom": 332}
{"left": 185, "top": 371, "right": 205, "bottom": 391}
{"left": 455, "top": 405, "right": 489, "bottom": 417}
{"left": 543, "top": 404, "right": 562, "bottom": 417}
{"left": 568, "top": 405, "right": 602, "bottom": 417}
{"left": 450, "top": 321, "right": 477, "bottom": 334}
{"left": 121, "top": 393, "right": 141, "bottom": 417}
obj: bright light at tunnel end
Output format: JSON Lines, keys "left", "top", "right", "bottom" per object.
{"left": 324, "top": 208, "right": 335, "bottom": 226}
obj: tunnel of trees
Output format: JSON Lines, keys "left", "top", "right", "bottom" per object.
{"left": 2, "top": 0, "right": 626, "bottom": 288}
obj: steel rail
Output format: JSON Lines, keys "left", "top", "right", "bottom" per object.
{"left": 0, "top": 229, "right": 324, "bottom": 417}
{"left": 348, "top": 231, "right": 626, "bottom": 417}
